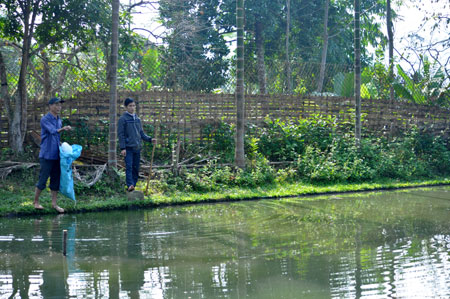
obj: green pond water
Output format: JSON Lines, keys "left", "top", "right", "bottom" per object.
{"left": 0, "top": 187, "right": 449, "bottom": 298}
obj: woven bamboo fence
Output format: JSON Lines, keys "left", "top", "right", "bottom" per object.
{"left": 1, "top": 91, "right": 449, "bottom": 149}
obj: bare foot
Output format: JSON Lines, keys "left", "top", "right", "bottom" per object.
{"left": 52, "top": 206, "right": 65, "bottom": 213}
{"left": 34, "top": 204, "right": 44, "bottom": 210}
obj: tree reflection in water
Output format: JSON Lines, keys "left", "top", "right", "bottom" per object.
{"left": 0, "top": 187, "right": 449, "bottom": 298}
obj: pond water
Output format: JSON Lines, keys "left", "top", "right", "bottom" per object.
{"left": 0, "top": 187, "right": 449, "bottom": 298}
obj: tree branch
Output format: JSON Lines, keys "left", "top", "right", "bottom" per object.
{"left": 29, "top": 58, "right": 45, "bottom": 85}
{"left": 53, "top": 49, "right": 81, "bottom": 93}
{"left": 125, "top": 1, "right": 159, "bottom": 11}
{"left": 132, "top": 27, "right": 165, "bottom": 40}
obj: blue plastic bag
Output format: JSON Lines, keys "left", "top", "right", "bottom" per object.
{"left": 59, "top": 144, "right": 82, "bottom": 201}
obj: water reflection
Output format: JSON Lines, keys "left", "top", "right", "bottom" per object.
{"left": 0, "top": 187, "right": 449, "bottom": 298}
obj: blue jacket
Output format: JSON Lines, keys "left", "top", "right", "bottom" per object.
{"left": 39, "top": 112, "right": 62, "bottom": 160}
{"left": 118, "top": 112, "right": 152, "bottom": 150}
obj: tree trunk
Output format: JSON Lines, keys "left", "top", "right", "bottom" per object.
{"left": 11, "top": 31, "right": 33, "bottom": 154}
{"left": 285, "top": 0, "right": 292, "bottom": 94}
{"left": 387, "top": 0, "right": 394, "bottom": 102}
{"left": 42, "top": 52, "right": 52, "bottom": 99}
{"left": 0, "top": 51, "right": 9, "bottom": 135}
{"left": 354, "top": 0, "right": 361, "bottom": 146}
{"left": 30, "top": 51, "right": 51, "bottom": 100}
{"left": 235, "top": 0, "right": 245, "bottom": 169}
{"left": 5, "top": 0, "right": 38, "bottom": 154}
{"left": 108, "top": 0, "right": 120, "bottom": 169}
{"left": 317, "top": 0, "right": 330, "bottom": 93}
{"left": 0, "top": 50, "right": 8, "bottom": 102}
{"left": 255, "top": 21, "right": 266, "bottom": 95}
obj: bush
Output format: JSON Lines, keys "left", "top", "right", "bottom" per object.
{"left": 74, "top": 168, "right": 124, "bottom": 196}
{"left": 202, "top": 122, "right": 235, "bottom": 162}
{"left": 258, "top": 115, "right": 338, "bottom": 162}
{"left": 161, "top": 121, "right": 449, "bottom": 189}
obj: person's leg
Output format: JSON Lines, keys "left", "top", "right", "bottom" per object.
{"left": 51, "top": 190, "right": 64, "bottom": 213}
{"left": 132, "top": 149, "right": 141, "bottom": 187}
{"left": 49, "top": 159, "right": 64, "bottom": 213}
{"left": 34, "top": 188, "right": 43, "bottom": 209}
{"left": 125, "top": 148, "right": 134, "bottom": 189}
{"left": 34, "top": 159, "right": 51, "bottom": 209}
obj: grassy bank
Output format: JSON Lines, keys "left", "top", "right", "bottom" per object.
{"left": 1, "top": 174, "right": 449, "bottom": 217}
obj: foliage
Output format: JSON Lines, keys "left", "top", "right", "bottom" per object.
{"left": 333, "top": 64, "right": 392, "bottom": 99}
{"left": 136, "top": 117, "right": 450, "bottom": 190}
{"left": 162, "top": 157, "right": 275, "bottom": 193}
{"left": 153, "top": 120, "right": 450, "bottom": 191}
{"left": 360, "top": 55, "right": 393, "bottom": 100}
{"left": 333, "top": 72, "right": 354, "bottom": 97}
{"left": 202, "top": 121, "right": 235, "bottom": 161}
{"left": 49, "top": 114, "right": 450, "bottom": 191}
{"left": 294, "top": 126, "right": 450, "bottom": 183}
{"left": 0, "top": 0, "right": 109, "bottom": 47}
{"left": 158, "top": 0, "right": 230, "bottom": 92}
{"left": 74, "top": 167, "right": 123, "bottom": 196}
{"left": 62, "top": 117, "right": 109, "bottom": 151}
{"left": 0, "top": 145, "right": 37, "bottom": 162}
{"left": 296, "top": 140, "right": 376, "bottom": 183}
{"left": 394, "top": 61, "right": 449, "bottom": 106}
{"left": 258, "top": 115, "right": 338, "bottom": 161}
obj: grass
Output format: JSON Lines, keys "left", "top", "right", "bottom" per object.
{"left": 1, "top": 174, "right": 449, "bottom": 218}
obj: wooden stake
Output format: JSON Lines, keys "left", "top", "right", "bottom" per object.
{"left": 144, "top": 142, "right": 156, "bottom": 196}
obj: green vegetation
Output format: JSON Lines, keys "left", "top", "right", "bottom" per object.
{"left": 1, "top": 116, "right": 449, "bottom": 217}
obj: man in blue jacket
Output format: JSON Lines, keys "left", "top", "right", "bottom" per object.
{"left": 34, "top": 97, "right": 72, "bottom": 213}
{"left": 118, "top": 98, "right": 156, "bottom": 192}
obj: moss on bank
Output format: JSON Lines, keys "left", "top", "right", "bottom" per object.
{"left": 1, "top": 177, "right": 449, "bottom": 218}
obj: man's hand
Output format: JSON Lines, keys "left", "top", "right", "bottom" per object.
{"left": 152, "top": 138, "right": 157, "bottom": 145}
{"left": 121, "top": 149, "right": 126, "bottom": 156}
{"left": 58, "top": 125, "right": 72, "bottom": 133}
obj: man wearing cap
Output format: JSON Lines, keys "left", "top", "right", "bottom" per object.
{"left": 34, "top": 97, "right": 72, "bottom": 213}
{"left": 118, "top": 97, "right": 156, "bottom": 192}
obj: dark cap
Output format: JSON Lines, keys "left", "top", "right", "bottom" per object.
{"left": 48, "top": 97, "right": 65, "bottom": 105}
{"left": 124, "top": 98, "right": 134, "bottom": 107}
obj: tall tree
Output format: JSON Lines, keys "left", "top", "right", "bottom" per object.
{"left": 244, "top": 0, "right": 283, "bottom": 94}
{"left": 317, "top": 0, "right": 330, "bottom": 93}
{"left": 235, "top": 0, "right": 245, "bottom": 168}
{"left": 354, "top": 0, "right": 361, "bottom": 145}
{"left": 0, "top": 0, "right": 108, "bottom": 153}
{"left": 285, "top": 0, "right": 292, "bottom": 94}
{"left": 108, "top": 0, "right": 119, "bottom": 169}
{"left": 386, "top": 0, "right": 394, "bottom": 101}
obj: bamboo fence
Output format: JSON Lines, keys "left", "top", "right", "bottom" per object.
{"left": 1, "top": 91, "right": 449, "bottom": 149}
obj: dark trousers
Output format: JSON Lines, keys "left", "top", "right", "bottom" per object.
{"left": 36, "top": 158, "right": 61, "bottom": 191}
{"left": 125, "top": 147, "right": 141, "bottom": 187}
